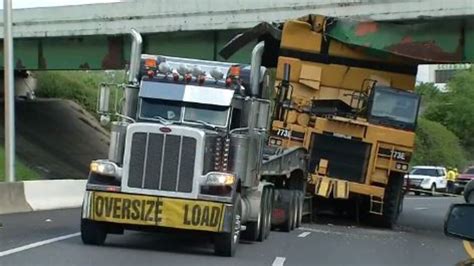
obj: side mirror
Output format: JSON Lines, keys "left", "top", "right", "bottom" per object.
{"left": 98, "top": 84, "right": 111, "bottom": 113}
{"left": 445, "top": 204, "right": 474, "bottom": 241}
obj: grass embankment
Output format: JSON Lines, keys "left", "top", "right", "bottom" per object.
{"left": 34, "top": 71, "right": 126, "bottom": 114}
{"left": 0, "top": 146, "right": 40, "bottom": 182}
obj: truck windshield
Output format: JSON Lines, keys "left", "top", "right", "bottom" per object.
{"left": 140, "top": 98, "right": 182, "bottom": 121}
{"left": 368, "top": 86, "right": 420, "bottom": 131}
{"left": 410, "top": 168, "right": 438, "bottom": 176}
{"left": 183, "top": 103, "right": 229, "bottom": 127}
{"left": 139, "top": 98, "right": 229, "bottom": 127}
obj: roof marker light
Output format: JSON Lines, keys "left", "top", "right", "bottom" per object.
{"left": 144, "top": 58, "right": 157, "bottom": 69}
{"left": 210, "top": 67, "right": 224, "bottom": 81}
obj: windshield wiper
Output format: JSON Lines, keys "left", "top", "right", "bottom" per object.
{"left": 188, "top": 119, "right": 217, "bottom": 130}
{"left": 153, "top": 115, "right": 174, "bottom": 125}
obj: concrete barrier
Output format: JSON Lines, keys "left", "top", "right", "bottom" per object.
{"left": 0, "top": 182, "right": 33, "bottom": 214}
{"left": 0, "top": 180, "right": 86, "bottom": 215}
{"left": 23, "top": 180, "right": 87, "bottom": 211}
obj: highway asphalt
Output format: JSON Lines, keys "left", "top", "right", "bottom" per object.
{"left": 0, "top": 196, "right": 467, "bottom": 266}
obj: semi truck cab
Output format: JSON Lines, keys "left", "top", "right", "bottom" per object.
{"left": 81, "top": 30, "right": 307, "bottom": 257}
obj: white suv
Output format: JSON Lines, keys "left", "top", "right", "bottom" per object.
{"left": 404, "top": 166, "right": 447, "bottom": 195}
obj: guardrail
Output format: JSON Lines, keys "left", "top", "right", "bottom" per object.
{"left": 405, "top": 187, "right": 460, "bottom": 197}
{"left": 0, "top": 180, "right": 86, "bottom": 215}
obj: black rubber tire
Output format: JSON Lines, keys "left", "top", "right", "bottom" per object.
{"left": 81, "top": 219, "right": 107, "bottom": 246}
{"left": 430, "top": 184, "right": 437, "bottom": 196}
{"left": 215, "top": 194, "right": 241, "bottom": 257}
{"left": 257, "top": 187, "right": 272, "bottom": 242}
{"left": 283, "top": 190, "right": 295, "bottom": 232}
{"left": 463, "top": 181, "right": 474, "bottom": 202}
{"left": 264, "top": 188, "right": 274, "bottom": 240}
{"left": 295, "top": 191, "right": 304, "bottom": 228}
{"left": 279, "top": 190, "right": 295, "bottom": 232}
{"left": 414, "top": 191, "right": 421, "bottom": 196}
{"left": 398, "top": 194, "right": 404, "bottom": 214}
{"left": 370, "top": 174, "right": 404, "bottom": 228}
{"left": 241, "top": 191, "right": 262, "bottom": 242}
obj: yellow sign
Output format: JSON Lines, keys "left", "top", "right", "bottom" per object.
{"left": 88, "top": 191, "right": 226, "bottom": 232}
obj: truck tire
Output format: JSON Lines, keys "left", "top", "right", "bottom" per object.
{"left": 257, "top": 186, "right": 272, "bottom": 242}
{"left": 215, "top": 194, "right": 241, "bottom": 257}
{"left": 81, "top": 219, "right": 107, "bottom": 245}
{"left": 291, "top": 191, "right": 299, "bottom": 230}
{"left": 295, "top": 191, "right": 304, "bottom": 228}
{"left": 280, "top": 189, "right": 295, "bottom": 232}
{"left": 377, "top": 174, "right": 404, "bottom": 228}
{"left": 241, "top": 193, "right": 263, "bottom": 242}
{"left": 264, "top": 188, "right": 274, "bottom": 240}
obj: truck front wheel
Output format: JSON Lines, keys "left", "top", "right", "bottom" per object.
{"left": 81, "top": 219, "right": 107, "bottom": 245}
{"left": 214, "top": 194, "right": 242, "bottom": 257}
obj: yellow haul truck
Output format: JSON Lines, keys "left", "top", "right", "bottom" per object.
{"left": 221, "top": 15, "right": 421, "bottom": 227}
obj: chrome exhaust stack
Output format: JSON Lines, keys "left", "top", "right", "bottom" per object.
{"left": 128, "top": 29, "right": 143, "bottom": 84}
{"left": 249, "top": 41, "right": 265, "bottom": 97}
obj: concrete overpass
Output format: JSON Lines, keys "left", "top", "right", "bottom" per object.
{"left": 1, "top": 0, "right": 474, "bottom": 70}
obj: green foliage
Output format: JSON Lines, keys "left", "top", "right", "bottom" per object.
{"left": 422, "top": 69, "right": 474, "bottom": 156}
{"left": 411, "top": 118, "right": 466, "bottom": 169}
{"left": 34, "top": 71, "right": 126, "bottom": 114}
{"left": 0, "top": 146, "right": 40, "bottom": 182}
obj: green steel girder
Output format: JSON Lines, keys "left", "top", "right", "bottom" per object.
{"left": 0, "top": 29, "right": 255, "bottom": 71}
{"left": 326, "top": 17, "right": 474, "bottom": 63}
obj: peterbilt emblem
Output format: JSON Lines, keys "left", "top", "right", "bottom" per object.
{"left": 159, "top": 127, "right": 172, "bottom": 133}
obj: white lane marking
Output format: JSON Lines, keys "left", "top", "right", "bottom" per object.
{"left": 272, "top": 257, "right": 286, "bottom": 266}
{"left": 298, "top": 227, "right": 345, "bottom": 236}
{"left": 297, "top": 231, "right": 311, "bottom": 238}
{"left": 414, "top": 207, "right": 429, "bottom": 210}
{"left": 0, "top": 232, "right": 80, "bottom": 257}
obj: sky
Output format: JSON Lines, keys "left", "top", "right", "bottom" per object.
{"left": 12, "top": 0, "right": 121, "bottom": 9}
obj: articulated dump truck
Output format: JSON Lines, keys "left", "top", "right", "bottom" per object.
{"left": 221, "top": 15, "right": 422, "bottom": 228}
{"left": 81, "top": 30, "right": 308, "bottom": 256}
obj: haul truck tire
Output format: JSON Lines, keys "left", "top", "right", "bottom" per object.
{"left": 374, "top": 174, "right": 404, "bottom": 228}
{"left": 214, "top": 194, "right": 241, "bottom": 257}
{"left": 81, "top": 219, "right": 107, "bottom": 245}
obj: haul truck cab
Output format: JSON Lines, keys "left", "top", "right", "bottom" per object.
{"left": 81, "top": 30, "right": 307, "bottom": 256}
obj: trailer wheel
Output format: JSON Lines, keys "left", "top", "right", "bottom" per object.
{"left": 295, "top": 191, "right": 304, "bottom": 228}
{"left": 215, "top": 194, "right": 241, "bottom": 257}
{"left": 279, "top": 190, "right": 295, "bottom": 232}
{"left": 81, "top": 219, "right": 107, "bottom": 245}
{"left": 291, "top": 191, "right": 299, "bottom": 230}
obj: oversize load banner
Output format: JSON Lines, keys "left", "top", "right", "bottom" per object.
{"left": 85, "top": 191, "right": 227, "bottom": 232}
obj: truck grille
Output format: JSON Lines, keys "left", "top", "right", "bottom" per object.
{"left": 127, "top": 132, "right": 196, "bottom": 193}
{"left": 309, "top": 133, "right": 371, "bottom": 183}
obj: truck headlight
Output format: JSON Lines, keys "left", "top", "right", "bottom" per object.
{"left": 204, "top": 172, "right": 235, "bottom": 186}
{"left": 90, "top": 160, "right": 121, "bottom": 177}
